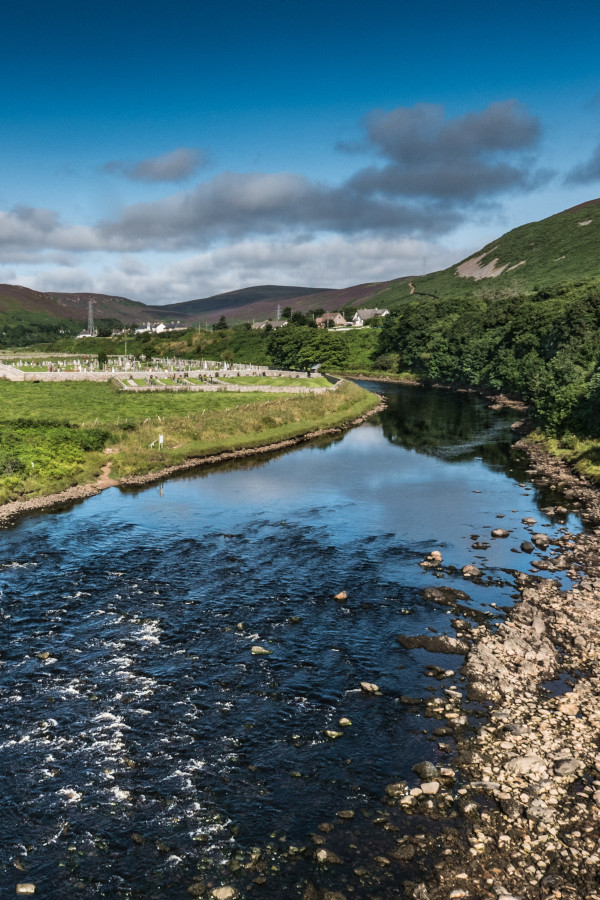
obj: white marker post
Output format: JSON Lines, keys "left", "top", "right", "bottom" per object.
{"left": 158, "top": 434, "right": 164, "bottom": 451}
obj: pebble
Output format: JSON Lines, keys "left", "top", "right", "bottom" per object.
{"left": 420, "top": 781, "right": 440, "bottom": 795}
{"left": 211, "top": 888, "right": 238, "bottom": 900}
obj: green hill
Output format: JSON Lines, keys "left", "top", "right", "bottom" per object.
{"left": 368, "top": 199, "right": 600, "bottom": 310}
{"left": 159, "top": 284, "right": 334, "bottom": 320}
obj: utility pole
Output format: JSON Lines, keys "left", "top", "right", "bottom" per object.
{"left": 87, "top": 300, "right": 97, "bottom": 337}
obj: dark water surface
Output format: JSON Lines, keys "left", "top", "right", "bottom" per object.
{"left": 0, "top": 383, "right": 579, "bottom": 897}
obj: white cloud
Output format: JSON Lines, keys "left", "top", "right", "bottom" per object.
{"left": 18, "top": 236, "right": 459, "bottom": 304}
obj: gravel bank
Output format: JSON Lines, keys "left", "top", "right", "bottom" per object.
{"left": 397, "top": 438, "right": 600, "bottom": 900}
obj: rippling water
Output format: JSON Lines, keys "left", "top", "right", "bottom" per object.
{"left": 0, "top": 383, "right": 579, "bottom": 897}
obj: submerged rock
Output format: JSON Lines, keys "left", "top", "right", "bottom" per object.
{"left": 398, "top": 633, "right": 469, "bottom": 655}
{"left": 413, "top": 760, "right": 438, "bottom": 780}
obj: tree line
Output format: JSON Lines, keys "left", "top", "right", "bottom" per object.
{"left": 376, "top": 281, "right": 600, "bottom": 436}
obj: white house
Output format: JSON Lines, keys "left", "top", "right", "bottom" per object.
{"left": 352, "top": 308, "right": 390, "bottom": 327}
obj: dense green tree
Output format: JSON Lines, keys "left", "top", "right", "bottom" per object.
{"left": 375, "top": 282, "right": 600, "bottom": 437}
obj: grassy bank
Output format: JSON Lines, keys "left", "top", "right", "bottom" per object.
{"left": 0, "top": 379, "right": 379, "bottom": 504}
{"left": 526, "top": 430, "right": 600, "bottom": 483}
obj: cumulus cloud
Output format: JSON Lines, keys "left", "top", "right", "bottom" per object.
{"left": 99, "top": 170, "right": 462, "bottom": 250}
{"left": 349, "top": 100, "right": 545, "bottom": 201}
{"left": 565, "top": 144, "right": 600, "bottom": 184}
{"left": 103, "top": 146, "right": 208, "bottom": 182}
{"left": 96, "top": 101, "right": 544, "bottom": 250}
{"left": 0, "top": 205, "right": 99, "bottom": 253}
{"left": 3, "top": 100, "right": 548, "bottom": 297}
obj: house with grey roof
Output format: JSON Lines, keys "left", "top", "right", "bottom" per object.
{"left": 351, "top": 308, "right": 390, "bottom": 327}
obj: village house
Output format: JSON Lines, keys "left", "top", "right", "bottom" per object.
{"left": 315, "top": 313, "right": 348, "bottom": 328}
{"left": 352, "top": 308, "right": 390, "bottom": 327}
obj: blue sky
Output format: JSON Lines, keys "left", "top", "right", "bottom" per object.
{"left": 1, "top": 0, "right": 599, "bottom": 304}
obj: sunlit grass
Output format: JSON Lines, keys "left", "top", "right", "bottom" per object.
{"left": 0, "top": 379, "right": 379, "bottom": 501}
{"left": 528, "top": 430, "right": 600, "bottom": 483}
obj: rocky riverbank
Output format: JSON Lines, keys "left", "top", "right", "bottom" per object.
{"left": 393, "top": 438, "right": 600, "bottom": 900}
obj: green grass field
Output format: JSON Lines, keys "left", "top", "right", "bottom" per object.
{"left": 0, "top": 379, "right": 379, "bottom": 503}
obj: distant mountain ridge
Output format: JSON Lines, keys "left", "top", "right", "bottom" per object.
{"left": 1, "top": 199, "right": 599, "bottom": 331}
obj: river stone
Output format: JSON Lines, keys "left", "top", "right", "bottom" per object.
{"left": 392, "top": 842, "right": 416, "bottom": 861}
{"left": 251, "top": 645, "right": 271, "bottom": 655}
{"left": 526, "top": 798, "right": 553, "bottom": 822}
{"left": 16, "top": 887, "right": 36, "bottom": 896}
{"left": 504, "top": 754, "right": 548, "bottom": 778}
{"left": 397, "top": 633, "right": 469, "bottom": 655}
{"left": 532, "top": 533, "right": 550, "bottom": 547}
{"left": 211, "top": 889, "right": 238, "bottom": 900}
{"left": 522, "top": 517, "right": 536, "bottom": 525}
{"left": 413, "top": 760, "right": 438, "bottom": 780}
{"left": 420, "top": 780, "right": 440, "bottom": 795}
{"left": 385, "top": 781, "right": 408, "bottom": 797}
{"left": 420, "top": 550, "right": 443, "bottom": 568}
{"left": 461, "top": 564, "right": 481, "bottom": 578}
{"left": 334, "top": 590, "right": 348, "bottom": 601}
{"left": 360, "top": 681, "right": 379, "bottom": 693}
{"left": 554, "top": 757, "right": 583, "bottom": 776}
{"left": 491, "top": 528, "right": 510, "bottom": 538}
{"left": 316, "top": 848, "right": 342, "bottom": 864}
{"left": 520, "top": 541, "right": 534, "bottom": 553}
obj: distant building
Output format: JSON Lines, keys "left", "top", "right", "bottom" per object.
{"left": 315, "top": 313, "right": 348, "bottom": 328}
{"left": 134, "top": 321, "right": 168, "bottom": 334}
{"left": 251, "top": 319, "right": 289, "bottom": 330}
{"left": 352, "top": 308, "right": 390, "bottom": 327}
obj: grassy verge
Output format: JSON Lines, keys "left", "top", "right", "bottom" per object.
{"left": 0, "top": 379, "right": 379, "bottom": 503}
{"left": 526, "top": 430, "right": 600, "bottom": 483}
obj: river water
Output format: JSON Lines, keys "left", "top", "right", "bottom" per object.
{"left": 0, "top": 382, "right": 580, "bottom": 898}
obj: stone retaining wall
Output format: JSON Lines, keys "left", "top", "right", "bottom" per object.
{"left": 117, "top": 381, "right": 333, "bottom": 394}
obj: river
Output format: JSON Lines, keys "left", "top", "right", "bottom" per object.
{"left": 0, "top": 382, "right": 580, "bottom": 898}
